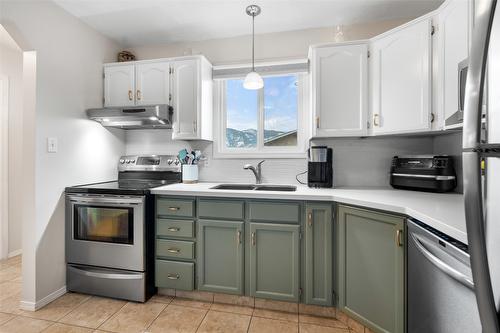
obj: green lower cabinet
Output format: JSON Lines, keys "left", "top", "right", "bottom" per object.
{"left": 337, "top": 205, "right": 405, "bottom": 333}
{"left": 304, "top": 203, "right": 333, "bottom": 306}
{"left": 197, "top": 220, "right": 244, "bottom": 295}
{"left": 249, "top": 222, "right": 300, "bottom": 302}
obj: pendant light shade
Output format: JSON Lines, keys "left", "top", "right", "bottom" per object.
{"left": 244, "top": 71, "right": 264, "bottom": 90}
{"left": 244, "top": 5, "right": 263, "bottom": 90}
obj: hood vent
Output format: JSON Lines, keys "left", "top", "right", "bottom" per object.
{"left": 87, "top": 105, "right": 173, "bottom": 129}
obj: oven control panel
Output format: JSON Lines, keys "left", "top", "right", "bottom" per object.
{"left": 118, "top": 155, "right": 182, "bottom": 172}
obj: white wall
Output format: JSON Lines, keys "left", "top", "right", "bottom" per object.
{"left": 0, "top": 26, "right": 23, "bottom": 256}
{"left": 0, "top": 1, "right": 126, "bottom": 307}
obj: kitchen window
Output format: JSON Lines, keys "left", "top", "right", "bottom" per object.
{"left": 213, "top": 62, "right": 309, "bottom": 158}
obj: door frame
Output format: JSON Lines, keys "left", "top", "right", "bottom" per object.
{"left": 0, "top": 75, "right": 9, "bottom": 259}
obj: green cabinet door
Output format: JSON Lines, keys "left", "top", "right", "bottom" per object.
{"left": 305, "top": 203, "right": 333, "bottom": 306}
{"left": 197, "top": 220, "right": 244, "bottom": 295}
{"left": 249, "top": 222, "right": 300, "bottom": 302}
{"left": 337, "top": 205, "right": 405, "bottom": 333}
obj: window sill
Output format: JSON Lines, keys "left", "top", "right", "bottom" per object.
{"left": 212, "top": 150, "right": 307, "bottom": 159}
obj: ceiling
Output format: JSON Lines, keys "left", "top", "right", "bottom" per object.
{"left": 55, "top": 0, "right": 444, "bottom": 47}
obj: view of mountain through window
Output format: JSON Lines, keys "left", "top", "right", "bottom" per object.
{"left": 225, "top": 75, "right": 298, "bottom": 148}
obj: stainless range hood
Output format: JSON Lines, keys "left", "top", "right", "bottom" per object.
{"left": 86, "top": 105, "right": 173, "bottom": 129}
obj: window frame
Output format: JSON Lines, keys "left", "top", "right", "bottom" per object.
{"left": 213, "top": 72, "right": 309, "bottom": 159}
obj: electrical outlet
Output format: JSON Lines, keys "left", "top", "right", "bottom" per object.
{"left": 203, "top": 157, "right": 210, "bottom": 167}
{"left": 47, "top": 137, "right": 58, "bottom": 153}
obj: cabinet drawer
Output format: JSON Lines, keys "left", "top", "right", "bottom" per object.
{"left": 157, "top": 198, "right": 194, "bottom": 218}
{"left": 198, "top": 199, "right": 244, "bottom": 220}
{"left": 248, "top": 201, "right": 301, "bottom": 224}
{"left": 155, "top": 260, "right": 194, "bottom": 290}
{"left": 156, "top": 239, "right": 194, "bottom": 260}
{"left": 157, "top": 219, "right": 194, "bottom": 238}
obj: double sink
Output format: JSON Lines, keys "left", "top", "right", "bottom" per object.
{"left": 211, "top": 184, "right": 297, "bottom": 192}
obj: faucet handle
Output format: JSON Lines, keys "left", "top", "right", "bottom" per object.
{"left": 243, "top": 164, "right": 253, "bottom": 170}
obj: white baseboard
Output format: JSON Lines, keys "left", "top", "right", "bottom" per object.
{"left": 20, "top": 286, "right": 67, "bottom": 311}
{"left": 7, "top": 249, "right": 22, "bottom": 258}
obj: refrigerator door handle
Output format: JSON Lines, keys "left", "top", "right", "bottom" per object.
{"left": 463, "top": 0, "right": 500, "bottom": 331}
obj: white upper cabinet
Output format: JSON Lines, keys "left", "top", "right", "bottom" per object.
{"left": 171, "top": 57, "right": 213, "bottom": 141}
{"left": 435, "top": 0, "right": 471, "bottom": 129}
{"left": 104, "top": 64, "right": 135, "bottom": 107}
{"left": 370, "top": 18, "right": 433, "bottom": 135}
{"left": 310, "top": 42, "right": 368, "bottom": 137}
{"left": 135, "top": 61, "right": 171, "bottom": 106}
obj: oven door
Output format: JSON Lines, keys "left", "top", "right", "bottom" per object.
{"left": 66, "top": 194, "right": 145, "bottom": 271}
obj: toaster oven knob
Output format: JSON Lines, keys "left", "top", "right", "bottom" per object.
{"left": 125, "top": 159, "right": 130, "bottom": 164}
{"left": 119, "top": 159, "right": 125, "bottom": 164}
{"left": 174, "top": 160, "right": 180, "bottom": 165}
{"left": 167, "top": 159, "right": 173, "bottom": 165}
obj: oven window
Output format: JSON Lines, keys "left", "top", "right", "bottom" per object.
{"left": 74, "top": 205, "right": 133, "bottom": 244}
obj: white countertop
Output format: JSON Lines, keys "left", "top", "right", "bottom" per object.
{"left": 152, "top": 182, "right": 467, "bottom": 244}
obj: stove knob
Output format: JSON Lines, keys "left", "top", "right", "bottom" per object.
{"left": 125, "top": 159, "right": 130, "bottom": 164}
{"left": 130, "top": 159, "right": 135, "bottom": 164}
{"left": 167, "top": 159, "right": 173, "bottom": 165}
{"left": 119, "top": 159, "right": 125, "bottom": 164}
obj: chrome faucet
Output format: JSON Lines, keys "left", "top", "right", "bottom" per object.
{"left": 244, "top": 160, "right": 265, "bottom": 184}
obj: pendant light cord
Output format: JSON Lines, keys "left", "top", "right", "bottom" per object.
{"left": 252, "top": 13, "right": 255, "bottom": 72}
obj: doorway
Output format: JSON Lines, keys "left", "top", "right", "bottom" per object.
{"left": 0, "top": 74, "right": 8, "bottom": 259}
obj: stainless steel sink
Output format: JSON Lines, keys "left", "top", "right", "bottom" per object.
{"left": 211, "top": 184, "right": 256, "bottom": 190}
{"left": 255, "top": 185, "right": 296, "bottom": 192}
{"left": 210, "top": 184, "right": 296, "bottom": 192}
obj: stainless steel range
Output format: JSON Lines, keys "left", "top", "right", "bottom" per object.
{"left": 65, "top": 155, "right": 181, "bottom": 302}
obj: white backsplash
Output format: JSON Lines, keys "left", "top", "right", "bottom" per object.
{"left": 124, "top": 130, "right": 461, "bottom": 188}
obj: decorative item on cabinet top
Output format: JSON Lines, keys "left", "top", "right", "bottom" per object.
{"left": 117, "top": 50, "right": 136, "bottom": 62}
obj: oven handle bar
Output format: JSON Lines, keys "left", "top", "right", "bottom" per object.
{"left": 68, "top": 196, "right": 143, "bottom": 205}
{"left": 68, "top": 265, "right": 143, "bottom": 280}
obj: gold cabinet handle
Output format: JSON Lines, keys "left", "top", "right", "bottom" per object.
{"left": 251, "top": 232, "right": 256, "bottom": 246}
{"left": 373, "top": 114, "right": 380, "bottom": 127}
{"left": 167, "top": 248, "right": 180, "bottom": 253}
{"left": 168, "top": 207, "right": 180, "bottom": 212}
{"left": 136, "top": 90, "right": 142, "bottom": 100}
{"left": 168, "top": 227, "right": 180, "bottom": 232}
{"left": 128, "top": 90, "right": 133, "bottom": 101}
{"left": 237, "top": 230, "right": 242, "bottom": 244}
{"left": 308, "top": 212, "right": 313, "bottom": 227}
{"left": 167, "top": 273, "right": 180, "bottom": 280}
{"left": 395, "top": 230, "right": 403, "bottom": 247}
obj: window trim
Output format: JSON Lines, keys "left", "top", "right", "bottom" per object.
{"left": 213, "top": 72, "right": 310, "bottom": 159}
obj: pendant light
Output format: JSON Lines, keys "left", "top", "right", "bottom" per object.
{"left": 243, "top": 4, "right": 264, "bottom": 90}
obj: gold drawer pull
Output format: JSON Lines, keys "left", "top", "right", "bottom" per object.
{"left": 136, "top": 90, "right": 142, "bottom": 100}
{"left": 395, "top": 230, "right": 403, "bottom": 247}
{"left": 308, "top": 212, "right": 313, "bottom": 227}
{"left": 167, "top": 248, "right": 180, "bottom": 253}
{"left": 167, "top": 273, "right": 180, "bottom": 280}
{"left": 373, "top": 113, "right": 380, "bottom": 127}
{"left": 128, "top": 90, "right": 133, "bottom": 101}
{"left": 168, "top": 207, "right": 180, "bottom": 211}
{"left": 168, "top": 227, "right": 180, "bottom": 232}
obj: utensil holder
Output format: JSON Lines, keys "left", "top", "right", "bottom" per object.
{"left": 182, "top": 165, "right": 198, "bottom": 184}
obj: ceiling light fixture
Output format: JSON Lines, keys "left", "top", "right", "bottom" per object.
{"left": 243, "top": 4, "right": 263, "bottom": 90}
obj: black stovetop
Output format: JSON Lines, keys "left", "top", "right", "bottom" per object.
{"left": 65, "top": 179, "right": 179, "bottom": 195}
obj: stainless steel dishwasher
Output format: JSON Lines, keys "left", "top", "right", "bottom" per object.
{"left": 407, "top": 219, "right": 481, "bottom": 333}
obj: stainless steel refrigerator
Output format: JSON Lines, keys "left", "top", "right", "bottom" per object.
{"left": 464, "top": 0, "right": 500, "bottom": 332}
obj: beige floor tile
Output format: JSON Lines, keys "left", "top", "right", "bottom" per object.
{"left": 197, "top": 310, "right": 250, "bottom": 333}
{"left": 299, "top": 315, "right": 348, "bottom": 329}
{"left": 347, "top": 317, "right": 365, "bottom": 333}
{"left": 0, "top": 266, "right": 21, "bottom": 283}
{"left": 59, "top": 297, "right": 126, "bottom": 329}
{"left": 255, "top": 298, "right": 298, "bottom": 313}
{"left": 170, "top": 297, "right": 212, "bottom": 310}
{"left": 0, "top": 316, "right": 51, "bottom": 333}
{"left": 0, "top": 294, "right": 24, "bottom": 315}
{"left": 213, "top": 293, "right": 254, "bottom": 307}
{"left": 248, "top": 316, "right": 299, "bottom": 333}
{"left": 299, "top": 323, "right": 350, "bottom": 333}
{"left": 210, "top": 303, "right": 253, "bottom": 316}
{"left": 253, "top": 308, "right": 299, "bottom": 322}
{"left": 23, "top": 293, "right": 90, "bottom": 321}
{"left": 43, "top": 323, "right": 93, "bottom": 333}
{"left": 0, "top": 281, "right": 22, "bottom": 301}
{"left": 147, "top": 304, "right": 207, "bottom": 333}
{"left": 149, "top": 294, "right": 174, "bottom": 304}
{"left": 99, "top": 301, "right": 166, "bottom": 333}
{"left": 0, "top": 312, "right": 14, "bottom": 325}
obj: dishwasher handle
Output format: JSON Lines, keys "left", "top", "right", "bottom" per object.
{"left": 410, "top": 232, "right": 474, "bottom": 290}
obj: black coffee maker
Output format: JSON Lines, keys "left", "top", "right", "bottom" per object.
{"left": 307, "top": 146, "right": 333, "bottom": 188}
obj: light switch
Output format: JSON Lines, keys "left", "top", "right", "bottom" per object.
{"left": 47, "top": 137, "right": 58, "bottom": 153}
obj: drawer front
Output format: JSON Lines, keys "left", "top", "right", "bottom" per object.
{"left": 157, "top": 219, "right": 194, "bottom": 238}
{"left": 248, "top": 201, "right": 301, "bottom": 224}
{"left": 156, "top": 239, "right": 195, "bottom": 260}
{"left": 198, "top": 199, "right": 244, "bottom": 220}
{"left": 155, "top": 260, "right": 194, "bottom": 290}
{"left": 157, "top": 198, "right": 194, "bottom": 218}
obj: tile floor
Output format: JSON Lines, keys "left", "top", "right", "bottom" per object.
{"left": 0, "top": 256, "right": 356, "bottom": 333}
